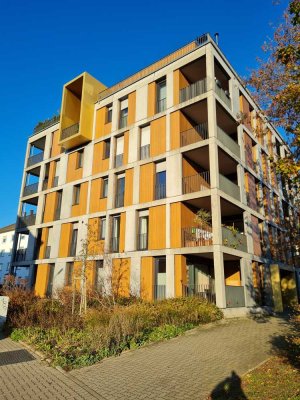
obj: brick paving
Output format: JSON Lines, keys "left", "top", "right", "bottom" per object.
{"left": 0, "top": 316, "right": 289, "bottom": 400}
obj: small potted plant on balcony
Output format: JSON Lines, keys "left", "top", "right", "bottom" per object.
{"left": 190, "top": 209, "right": 212, "bottom": 246}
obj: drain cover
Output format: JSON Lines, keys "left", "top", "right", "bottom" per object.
{"left": 0, "top": 349, "right": 35, "bottom": 366}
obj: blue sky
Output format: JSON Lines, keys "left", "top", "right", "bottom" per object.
{"left": 0, "top": 0, "right": 288, "bottom": 227}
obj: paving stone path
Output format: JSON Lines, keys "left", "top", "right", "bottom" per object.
{"left": 0, "top": 316, "right": 289, "bottom": 400}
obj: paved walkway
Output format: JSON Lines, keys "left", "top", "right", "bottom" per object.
{"left": 0, "top": 316, "right": 289, "bottom": 400}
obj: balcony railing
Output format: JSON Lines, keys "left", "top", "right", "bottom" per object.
{"left": 27, "top": 152, "right": 44, "bottom": 167}
{"left": 214, "top": 83, "right": 231, "bottom": 108}
{"left": 45, "top": 246, "right": 51, "bottom": 259}
{"left": 111, "top": 237, "right": 120, "bottom": 253}
{"left": 115, "top": 192, "right": 124, "bottom": 208}
{"left": 154, "top": 284, "right": 166, "bottom": 300}
{"left": 15, "top": 249, "right": 26, "bottom": 262}
{"left": 219, "top": 174, "right": 240, "bottom": 201}
{"left": 182, "top": 171, "right": 210, "bottom": 194}
{"left": 18, "top": 213, "right": 36, "bottom": 228}
{"left": 137, "top": 233, "right": 148, "bottom": 250}
{"left": 179, "top": 78, "right": 207, "bottom": 103}
{"left": 140, "top": 144, "right": 150, "bottom": 160}
{"left": 217, "top": 127, "right": 240, "bottom": 158}
{"left": 222, "top": 226, "right": 247, "bottom": 252}
{"left": 156, "top": 98, "right": 166, "bottom": 113}
{"left": 225, "top": 285, "right": 245, "bottom": 308}
{"left": 115, "top": 154, "right": 123, "bottom": 168}
{"left": 61, "top": 123, "right": 79, "bottom": 141}
{"left": 155, "top": 183, "right": 166, "bottom": 200}
{"left": 180, "top": 122, "right": 208, "bottom": 147}
{"left": 182, "top": 283, "right": 216, "bottom": 303}
{"left": 23, "top": 182, "right": 39, "bottom": 197}
{"left": 119, "top": 115, "right": 128, "bottom": 129}
{"left": 182, "top": 226, "right": 213, "bottom": 247}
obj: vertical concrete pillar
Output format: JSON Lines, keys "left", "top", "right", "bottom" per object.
{"left": 241, "top": 258, "right": 256, "bottom": 307}
{"left": 205, "top": 43, "right": 215, "bottom": 92}
{"left": 211, "top": 192, "right": 222, "bottom": 245}
{"left": 213, "top": 249, "right": 226, "bottom": 308}
{"left": 166, "top": 253, "right": 175, "bottom": 298}
{"left": 270, "top": 264, "right": 283, "bottom": 312}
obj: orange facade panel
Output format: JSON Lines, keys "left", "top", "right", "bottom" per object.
{"left": 112, "top": 258, "right": 131, "bottom": 297}
{"left": 123, "top": 131, "right": 130, "bottom": 165}
{"left": 71, "top": 181, "right": 88, "bottom": 217}
{"left": 149, "top": 205, "right": 166, "bottom": 250}
{"left": 150, "top": 116, "right": 166, "bottom": 157}
{"left": 174, "top": 255, "right": 187, "bottom": 297}
{"left": 50, "top": 130, "right": 61, "bottom": 158}
{"left": 128, "top": 91, "right": 136, "bottom": 126}
{"left": 89, "top": 178, "right": 107, "bottom": 214}
{"left": 139, "top": 162, "right": 155, "bottom": 203}
{"left": 173, "top": 69, "right": 189, "bottom": 105}
{"left": 124, "top": 168, "right": 133, "bottom": 207}
{"left": 140, "top": 256, "right": 154, "bottom": 301}
{"left": 38, "top": 227, "right": 49, "bottom": 259}
{"left": 58, "top": 223, "right": 72, "bottom": 258}
{"left": 147, "top": 82, "right": 156, "bottom": 118}
{"left": 92, "top": 141, "right": 109, "bottom": 175}
{"left": 88, "top": 218, "right": 105, "bottom": 255}
{"left": 95, "top": 107, "right": 112, "bottom": 139}
{"left": 66, "top": 151, "right": 83, "bottom": 183}
{"left": 170, "top": 111, "right": 180, "bottom": 150}
{"left": 35, "top": 264, "right": 50, "bottom": 297}
{"left": 43, "top": 191, "right": 57, "bottom": 223}
{"left": 251, "top": 215, "right": 262, "bottom": 257}
{"left": 119, "top": 212, "right": 126, "bottom": 253}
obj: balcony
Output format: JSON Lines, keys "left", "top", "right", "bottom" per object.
{"left": 182, "top": 283, "right": 215, "bottom": 303}
{"left": 180, "top": 122, "right": 208, "bottom": 147}
{"left": 27, "top": 152, "right": 44, "bottom": 167}
{"left": 225, "top": 285, "right": 245, "bottom": 308}
{"left": 219, "top": 174, "right": 240, "bottom": 201}
{"left": 217, "top": 127, "right": 240, "bottom": 158}
{"left": 115, "top": 193, "right": 124, "bottom": 208}
{"left": 156, "top": 98, "right": 166, "bottom": 113}
{"left": 60, "top": 123, "right": 79, "bottom": 141}
{"left": 154, "top": 285, "right": 166, "bottom": 300}
{"left": 18, "top": 212, "right": 36, "bottom": 228}
{"left": 155, "top": 183, "right": 166, "bottom": 200}
{"left": 222, "top": 226, "right": 247, "bottom": 252}
{"left": 45, "top": 246, "right": 51, "bottom": 259}
{"left": 182, "top": 226, "right": 213, "bottom": 247}
{"left": 140, "top": 144, "right": 150, "bottom": 160}
{"left": 23, "top": 182, "right": 38, "bottom": 197}
{"left": 15, "top": 249, "right": 26, "bottom": 262}
{"left": 179, "top": 78, "right": 207, "bottom": 103}
{"left": 182, "top": 171, "right": 210, "bottom": 194}
{"left": 115, "top": 154, "right": 123, "bottom": 168}
{"left": 119, "top": 115, "right": 128, "bottom": 129}
{"left": 137, "top": 233, "right": 148, "bottom": 250}
{"left": 214, "top": 82, "right": 231, "bottom": 108}
{"left": 111, "top": 237, "right": 120, "bottom": 253}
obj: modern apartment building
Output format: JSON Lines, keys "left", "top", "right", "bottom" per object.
{"left": 0, "top": 224, "right": 28, "bottom": 285}
{"left": 11, "top": 33, "right": 299, "bottom": 311}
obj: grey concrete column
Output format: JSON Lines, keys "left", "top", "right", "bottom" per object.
{"left": 211, "top": 191, "right": 222, "bottom": 245}
{"left": 205, "top": 43, "right": 215, "bottom": 92}
{"left": 166, "top": 253, "right": 175, "bottom": 298}
{"left": 213, "top": 249, "right": 226, "bottom": 308}
{"left": 241, "top": 258, "right": 256, "bottom": 307}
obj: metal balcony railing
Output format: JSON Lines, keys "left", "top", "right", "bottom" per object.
{"left": 137, "top": 233, "right": 148, "bottom": 250}
{"left": 225, "top": 285, "right": 245, "bottom": 308}
{"left": 15, "top": 249, "right": 26, "bottom": 262}
{"left": 182, "top": 283, "right": 216, "bottom": 303}
{"left": 182, "top": 226, "right": 213, "bottom": 247}
{"left": 179, "top": 78, "right": 207, "bottom": 103}
{"left": 222, "top": 226, "right": 247, "bottom": 252}
{"left": 60, "top": 123, "right": 79, "bottom": 140}
{"left": 154, "top": 284, "right": 166, "bottom": 300}
{"left": 219, "top": 174, "right": 240, "bottom": 201}
{"left": 182, "top": 171, "right": 210, "bottom": 194}
{"left": 18, "top": 213, "right": 36, "bottom": 228}
{"left": 45, "top": 246, "right": 51, "bottom": 259}
{"left": 111, "top": 237, "right": 120, "bottom": 253}
{"left": 217, "top": 126, "right": 240, "bottom": 158}
{"left": 155, "top": 183, "right": 166, "bottom": 200}
{"left": 156, "top": 98, "right": 166, "bottom": 113}
{"left": 27, "top": 152, "right": 44, "bottom": 167}
{"left": 119, "top": 115, "right": 128, "bottom": 129}
{"left": 115, "top": 154, "right": 123, "bottom": 168}
{"left": 23, "top": 182, "right": 39, "bottom": 197}
{"left": 115, "top": 192, "right": 124, "bottom": 208}
{"left": 140, "top": 144, "right": 150, "bottom": 160}
{"left": 214, "top": 83, "right": 231, "bottom": 108}
{"left": 180, "top": 122, "right": 208, "bottom": 146}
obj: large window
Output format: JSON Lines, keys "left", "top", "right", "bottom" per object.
{"left": 138, "top": 210, "right": 149, "bottom": 250}
{"left": 101, "top": 177, "right": 108, "bottom": 198}
{"left": 115, "top": 175, "right": 125, "bottom": 208}
{"left": 115, "top": 136, "right": 124, "bottom": 167}
{"left": 76, "top": 149, "right": 84, "bottom": 169}
{"left": 73, "top": 184, "right": 81, "bottom": 205}
{"left": 65, "top": 262, "right": 74, "bottom": 286}
{"left": 55, "top": 190, "right": 63, "bottom": 220}
{"left": 119, "top": 98, "right": 128, "bottom": 128}
{"left": 99, "top": 217, "right": 106, "bottom": 240}
{"left": 69, "top": 224, "right": 78, "bottom": 256}
{"left": 156, "top": 79, "right": 166, "bottom": 113}
{"left": 106, "top": 104, "right": 113, "bottom": 123}
{"left": 140, "top": 125, "right": 150, "bottom": 160}
{"left": 111, "top": 215, "right": 120, "bottom": 252}
{"left": 155, "top": 162, "right": 166, "bottom": 200}
{"left": 103, "top": 139, "right": 111, "bottom": 160}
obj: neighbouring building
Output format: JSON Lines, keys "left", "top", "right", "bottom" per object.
{"left": 11, "top": 33, "right": 299, "bottom": 311}
{"left": 0, "top": 224, "right": 29, "bottom": 285}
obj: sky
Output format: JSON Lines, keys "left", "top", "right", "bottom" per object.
{"left": 0, "top": 0, "right": 289, "bottom": 227}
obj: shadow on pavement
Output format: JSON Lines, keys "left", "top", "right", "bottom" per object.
{"left": 209, "top": 370, "right": 247, "bottom": 399}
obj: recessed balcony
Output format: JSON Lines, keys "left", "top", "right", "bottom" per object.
{"left": 182, "top": 171, "right": 210, "bottom": 194}
{"left": 182, "top": 226, "right": 213, "bottom": 247}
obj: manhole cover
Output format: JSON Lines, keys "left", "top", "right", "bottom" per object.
{"left": 0, "top": 349, "right": 35, "bottom": 366}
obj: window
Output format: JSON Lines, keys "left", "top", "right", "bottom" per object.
{"left": 138, "top": 210, "right": 149, "bottom": 250}
{"left": 101, "top": 177, "right": 108, "bottom": 198}
{"left": 119, "top": 98, "right": 128, "bottom": 128}
{"left": 115, "top": 175, "right": 125, "bottom": 208}
{"left": 77, "top": 149, "right": 84, "bottom": 169}
{"left": 95, "top": 260, "right": 104, "bottom": 290}
{"left": 73, "top": 185, "right": 81, "bottom": 205}
{"left": 103, "top": 139, "right": 111, "bottom": 160}
{"left": 99, "top": 217, "right": 106, "bottom": 240}
{"left": 55, "top": 190, "right": 63, "bottom": 220}
{"left": 47, "top": 264, "right": 55, "bottom": 296}
{"left": 156, "top": 79, "right": 166, "bottom": 113}
{"left": 115, "top": 136, "right": 124, "bottom": 167}
{"left": 65, "top": 262, "right": 74, "bottom": 286}
{"left": 140, "top": 125, "right": 150, "bottom": 160}
{"left": 69, "top": 225, "right": 78, "bottom": 257}
{"left": 106, "top": 104, "right": 113, "bottom": 123}
{"left": 111, "top": 215, "right": 120, "bottom": 252}
{"left": 155, "top": 162, "right": 166, "bottom": 199}
{"left": 2, "top": 236, "right": 6, "bottom": 243}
